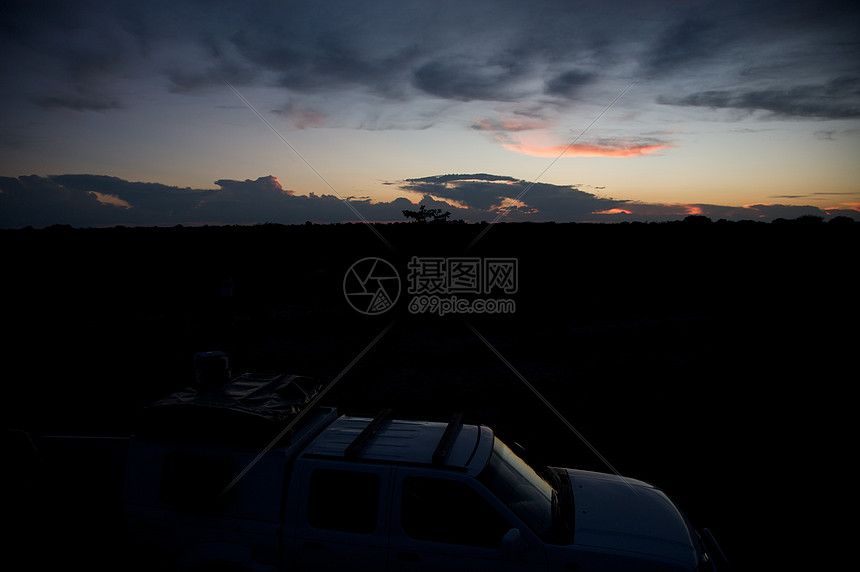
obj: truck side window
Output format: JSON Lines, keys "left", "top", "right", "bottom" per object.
{"left": 401, "top": 476, "right": 511, "bottom": 548}
{"left": 307, "top": 469, "right": 380, "bottom": 534}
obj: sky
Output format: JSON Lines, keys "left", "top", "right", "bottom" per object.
{"left": 1, "top": 0, "right": 859, "bottom": 227}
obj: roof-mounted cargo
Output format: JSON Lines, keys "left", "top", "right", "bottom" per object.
{"left": 136, "top": 371, "right": 323, "bottom": 445}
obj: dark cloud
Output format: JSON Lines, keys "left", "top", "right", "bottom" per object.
{"left": 470, "top": 116, "right": 550, "bottom": 132}
{"left": 0, "top": 1, "right": 146, "bottom": 111}
{"left": 398, "top": 176, "right": 857, "bottom": 223}
{"left": 544, "top": 69, "right": 596, "bottom": 98}
{"left": 412, "top": 57, "right": 528, "bottom": 102}
{"left": 1, "top": 172, "right": 855, "bottom": 229}
{"left": 49, "top": 174, "right": 211, "bottom": 216}
{"left": 0, "top": 175, "right": 112, "bottom": 228}
{"left": 230, "top": 29, "right": 410, "bottom": 97}
{"left": 400, "top": 174, "right": 625, "bottom": 218}
{"left": 401, "top": 175, "right": 524, "bottom": 210}
{"left": 659, "top": 76, "right": 860, "bottom": 119}
{"left": 406, "top": 174, "right": 519, "bottom": 185}
{"left": 733, "top": 203, "right": 841, "bottom": 221}
{"left": 639, "top": 17, "right": 725, "bottom": 78}
{"left": 166, "top": 61, "right": 259, "bottom": 94}
{"left": 33, "top": 93, "right": 123, "bottom": 112}
{"left": 0, "top": 174, "right": 465, "bottom": 228}
{"left": 3, "top": 0, "right": 858, "bottom": 120}
{"left": 518, "top": 182, "right": 626, "bottom": 219}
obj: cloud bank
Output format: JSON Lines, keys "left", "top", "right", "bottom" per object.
{"left": 2, "top": 173, "right": 854, "bottom": 229}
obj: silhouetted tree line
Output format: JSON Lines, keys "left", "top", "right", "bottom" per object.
{"left": 4, "top": 212, "right": 855, "bottom": 233}
{"left": 680, "top": 213, "right": 855, "bottom": 226}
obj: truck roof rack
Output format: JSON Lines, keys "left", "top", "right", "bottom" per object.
{"left": 432, "top": 412, "right": 464, "bottom": 466}
{"left": 302, "top": 414, "right": 488, "bottom": 475}
{"left": 345, "top": 408, "right": 392, "bottom": 459}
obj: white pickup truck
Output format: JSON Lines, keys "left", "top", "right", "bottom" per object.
{"left": 121, "top": 359, "right": 730, "bottom": 572}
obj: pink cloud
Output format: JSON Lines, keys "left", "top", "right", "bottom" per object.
{"left": 502, "top": 141, "right": 672, "bottom": 158}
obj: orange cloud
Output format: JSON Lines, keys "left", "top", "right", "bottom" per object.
{"left": 502, "top": 141, "right": 672, "bottom": 157}
{"left": 594, "top": 208, "right": 633, "bottom": 215}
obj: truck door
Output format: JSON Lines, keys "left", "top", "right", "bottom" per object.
{"left": 292, "top": 461, "right": 392, "bottom": 571}
{"left": 388, "top": 469, "right": 547, "bottom": 571}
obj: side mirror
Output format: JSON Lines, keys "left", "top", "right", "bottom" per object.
{"left": 501, "top": 528, "right": 529, "bottom": 558}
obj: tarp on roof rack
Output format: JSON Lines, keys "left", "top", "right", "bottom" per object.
{"left": 137, "top": 373, "right": 322, "bottom": 445}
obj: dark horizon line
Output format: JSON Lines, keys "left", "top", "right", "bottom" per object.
{"left": 3, "top": 213, "right": 856, "bottom": 233}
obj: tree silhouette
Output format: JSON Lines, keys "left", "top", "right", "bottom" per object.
{"left": 795, "top": 215, "right": 824, "bottom": 224}
{"left": 683, "top": 214, "right": 712, "bottom": 224}
{"left": 829, "top": 215, "right": 855, "bottom": 225}
{"left": 402, "top": 204, "right": 451, "bottom": 223}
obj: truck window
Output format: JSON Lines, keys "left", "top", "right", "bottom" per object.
{"left": 401, "top": 476, "right": 511, "bottom": 548}
{"left": 478, "top": 437, "right": 554, "bottom": 538}
{"left": 307, "top": 469, "right": 380, "bottom": 534}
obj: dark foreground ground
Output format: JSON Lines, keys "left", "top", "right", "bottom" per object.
{"left": 3, "top": 219, "right": 857, "bottom": 571}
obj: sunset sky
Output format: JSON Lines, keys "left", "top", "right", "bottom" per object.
{"left": 2, "top": 0, "right": 858, "bottom": 227}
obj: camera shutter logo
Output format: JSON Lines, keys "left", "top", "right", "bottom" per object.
{"left": 343, "top": 257, "right": 401, "bottom": 315}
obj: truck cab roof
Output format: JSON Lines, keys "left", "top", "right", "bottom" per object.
{"left": 301, "top": 411, "right": 494, "bottom": 476}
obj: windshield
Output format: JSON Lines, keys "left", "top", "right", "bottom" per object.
{"left": 478, "top": 437, "right": 555, "bottom": 538}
